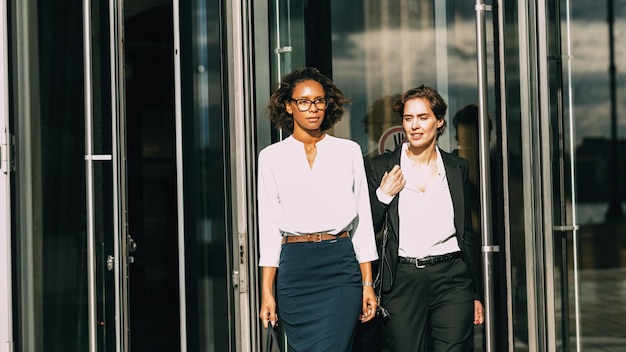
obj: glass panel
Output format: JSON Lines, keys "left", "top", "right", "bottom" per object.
{"left": 94, "top": 161, "right": 114, "bottom": 351}
{"left": 179, "top": 0, "right": 231, "bottom": 350}
{"left": 268, "top": 1, "right": 485, "bottom": 147}
{"left": 269, "top": 0, "right": 306, "bottom": 84}
{"left": 564, "top": 0, "right": 626, "bottom": 350}
{"left": 124, "top": 2, "right": 181, "bottom": 350}
{"left": 93, "top": 2, "right": 116, "bottom": 350}
{"left": 500, "top": 0, "right": 626, "bottom": 349}
{"left": 267, "top": 1, "right": 496, "bottom": 165}
{"left": 546, "top": 0, "right": 574, "bottom": 349}
{"left": 39, "top": 11, "right": 91, "bottom": 347}
{"left": 12, "top": 0, "right": 94, "bottom": 350}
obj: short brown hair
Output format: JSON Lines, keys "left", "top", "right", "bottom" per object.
{"left": 393, "top": 85, "right": 448, "bottom": 137}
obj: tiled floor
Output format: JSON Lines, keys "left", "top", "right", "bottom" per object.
{"left": 377, "top": 268, "right": 626, "bottom": 352}
{"left": 473, "top": 268, "right": 626, "bottom": 351}
{"left": 572, "top": 268, "right": 626, "bottom": 352}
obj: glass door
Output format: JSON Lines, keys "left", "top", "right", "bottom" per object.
{"left": 549, "top": 0, "right": 626, "bottom": 350}
{"left": 264, "top": 0, "right": 500, "bottom": 350}
{"left": 85, "top": 1, "right": 184, "bottom": 351}
{"left": 498, "top": 0, "right": 625, "bottom": 350}
{"left": 8, "top": 0, "right": 184, "bottom": 350}
{"left": 10, "top": 0, "right": 100, "bottom": 349}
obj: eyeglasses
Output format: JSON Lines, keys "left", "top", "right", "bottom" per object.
{"left": 290, "top": 98, "right": 328, "bottom": 111}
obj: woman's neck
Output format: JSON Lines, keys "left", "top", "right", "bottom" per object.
{"left": 292, "top": 128, "right": 324, "bottom": 146}
{"left": 292, "top": 129, "right": 325, "bottom": 169}
{"left": 406, "top": 144, "right": 437, "bottom": 168}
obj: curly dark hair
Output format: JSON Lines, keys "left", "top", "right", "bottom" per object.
{"left": 393, "top": 85, "right": 448, "bottom": 137}
{"left": 267, "top": 67, "right": 350, "bottom": 133}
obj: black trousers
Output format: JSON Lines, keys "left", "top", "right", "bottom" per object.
{"left": 382, "top": 257, "right": 474, "bottom": 352}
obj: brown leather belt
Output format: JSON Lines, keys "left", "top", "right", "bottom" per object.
{"left": 282, "top": 231, "right": 350, "bottom": 244}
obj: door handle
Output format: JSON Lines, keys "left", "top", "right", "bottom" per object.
{"left": 553, "top": 225, "right": 579, "bottom": 232}
{"left": 127, "top": 234, "right": 138, "bottom": 264}
{"left": 107, "top": 255, "right": 115, "bottom": 271}
{"left": 127, "top": 234, "right": 138, "bottom": 252}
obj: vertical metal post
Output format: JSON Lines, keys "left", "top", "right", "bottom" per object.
{"left": 605, "top": 0, "right": 622, "bottom": 220}
{"left": 433, "top": 1, "right": 451, "bottom": 152}
{"left": 227, "top": 0, "right": 254, "bottom": 350}
{"left": 474, "top": 1, "right": 497, "bottom": 351}
{"left": 82, "top": 0, "right": 99, "bottom": 351}
{"left": 172, "top": 1, "right": 187, "bottom": 351}
{"left": 273, "top": 0, "right": 292, "bottom": 141}
{"left": 562, "top": 0, "right": 582, "bottom": 348}
{"left": 109, "top": 0, "right": 128, "bottom": 350}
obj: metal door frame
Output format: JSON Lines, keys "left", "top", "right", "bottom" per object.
{"left": 1, "top": 1, "right": 14, "bottom": 348}
{"left": 172, "top": 1, "right": 188, "bottom": 351}
{"left": 83, "top": 0, "right": 130, "bottom": 350}
{"left": 225, "top": 1, "right": 258, "bottom": 351}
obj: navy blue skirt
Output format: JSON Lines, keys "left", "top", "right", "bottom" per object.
{"left": 277, "top": 237, "right": 362, "bottom": 352}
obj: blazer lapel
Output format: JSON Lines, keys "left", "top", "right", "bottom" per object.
{"left": 442, "top": 153, "right": 465, "bottom": 240}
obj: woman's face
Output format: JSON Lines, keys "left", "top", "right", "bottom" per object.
{"left": 402, "top": 97, "right": 444, "bottom": 151}
{"left": 285, "top": 80, "right": 326, "bottom": 135}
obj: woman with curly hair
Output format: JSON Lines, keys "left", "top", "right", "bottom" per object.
{"left": 258, "top": 67, "right": 379, "bottom": 351}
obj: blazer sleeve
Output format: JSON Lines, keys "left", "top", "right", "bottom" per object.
{"left": 460, "top": 159, "right": 484, "bottom": 301}
{"left": 364, "top": 155, "right": 390, "bottom": 234}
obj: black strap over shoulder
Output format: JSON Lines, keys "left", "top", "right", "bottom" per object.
{"left": 374, "top": 213, "right": 390, "bottom": 321}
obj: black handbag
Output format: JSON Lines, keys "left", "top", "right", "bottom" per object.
{"left": 265, "top": 324, "right": 281, "bottom": 352}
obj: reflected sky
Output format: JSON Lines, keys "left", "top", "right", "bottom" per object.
{"left": 326, "top": 0, "right": 625, "bottom": 152}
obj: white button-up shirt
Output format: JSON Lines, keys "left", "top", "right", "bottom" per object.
{"left": 257, "top": 135, "right": 378, "bottom": 267}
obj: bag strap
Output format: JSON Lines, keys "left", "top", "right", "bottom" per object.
{"left": 375, "top": 212, "right": 389, "bottom": 302}
{"left": 265, "top": 324, "right": 280, "bottom": 352}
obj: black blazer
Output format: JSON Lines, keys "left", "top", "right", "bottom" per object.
{"left": 365, "top": 146, "right": 484, "bottom": 301}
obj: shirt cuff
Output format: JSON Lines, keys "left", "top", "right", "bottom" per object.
{"left": 376, "top": 187, "right": 394, "bottom": 205}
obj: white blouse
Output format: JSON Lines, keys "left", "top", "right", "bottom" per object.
{"left": 397, "top": 145, "right": 460, "bottom": 258}
{"left": 257, "top": 135, "right": 378, "bottom": 267}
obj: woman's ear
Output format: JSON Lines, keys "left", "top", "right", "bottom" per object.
{"left": 285, "top": 101, "right": 293, "bottom": 115}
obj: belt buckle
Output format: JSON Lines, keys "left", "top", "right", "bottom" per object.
{"left": 311, "top": 234, "right": 322, "bottom": 243}
{"left": 415, "top": 260, "right": 426, "bottom": 269}
{"left": 415, "top": 256, "right": 431, "bottom": 269}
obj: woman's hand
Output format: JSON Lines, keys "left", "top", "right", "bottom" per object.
{"left": 379, "top": 165, "right": 406, "bottom": 197}
{"left": 360, "top": 285, "right": 378, "bottom": 323}
{"left": 259, "top": 267, "right": 278, "bottom": 328}
{"left": 474, "top": 300, "right": 484, "bottom": 325}
{"left": 259, "top": 294, "right": 278, "bottom": 328}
